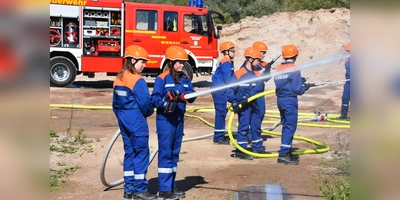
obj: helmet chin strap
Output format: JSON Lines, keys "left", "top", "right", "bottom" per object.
{"left": 250, "top": 58, "right": 259, "bottom": 70}
{"left": 131, "top": 58, "right": 140, "bottom": 70}
{"left": 228, "top": 52, "right": 234, "bottom": 60}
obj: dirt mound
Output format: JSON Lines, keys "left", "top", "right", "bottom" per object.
{"left": 219, "top": 8, "right": 350, "bottom": 85}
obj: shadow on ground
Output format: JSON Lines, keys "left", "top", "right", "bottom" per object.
{"left": 148, "top": 176, "right": 209, "bottom": 194}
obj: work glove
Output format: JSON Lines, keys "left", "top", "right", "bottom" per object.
{"left": 167, "top": 90, "right": 180, "bottom": 101}
{"left": 301, "top": 77, "right": 307, "bottom": 84}
{"left": 163, "top": 98, "right": 177, "bottom": 113}
{"left": 167, "top": 89, "right": 187, "bottom": 102}
{"left": 179, "top": 92, "right": 187, "bottom": 102}
{"left": 304, "top": 83, "right": 316, "bottom": 91}
{"left": 231, "top": 102, "right": 241, "bottom": 113}
{"left": 231, "top": 97, "right": 248, "bottom": 113}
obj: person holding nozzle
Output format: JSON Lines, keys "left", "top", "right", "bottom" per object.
{"left": 228, "top": 47, "right": 266, "bottom": 160}
{"left": 112, "top": 45, "right": 157, "bottom": 200}
{"left": 337, "top": 43, "right": 351, "bottom": 120}
{"left": 245, "top": 41, "right": 280, "bottom": 147}
{"left": 211, "top": 41, "right": 236, "bottom": 145}
{"left": 274, "top": 44, "right": 314, "bottom": 165}
{"left": 151, "top": 46, "right": 196, "bottom": 200}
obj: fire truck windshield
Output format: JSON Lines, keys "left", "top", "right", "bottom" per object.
{"left": 184, "top": 14, "right": 210, "bottom": 36}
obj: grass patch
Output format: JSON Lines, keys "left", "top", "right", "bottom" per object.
{"left": 50, "top": 165, "right": 80, "bottom": 191}
{"left": 316, "top": 132, "right": 350, "bottom": 200}
{"left": 50, "top": 108, "right": 100, "bottom": 192}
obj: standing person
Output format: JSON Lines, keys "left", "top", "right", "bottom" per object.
{"left": 247, "top": 41, "right": 272, "bottom": 148}
{"left": 112, "top": 45, "right": 157, "bottom": 200}
{"left": 228, "top": 47, "right": 265, "bottom": 160}
{"left": 274, "top": 44, "right": 311, "bottom": 165}
{"left": 151, "top": 46, "right": 196, "bottom": 200}
{"left": 211, "top": 41, "right": 236, "bottom": 145}
{"left": 337, "top": 43, "right": 350, "bottom": 120}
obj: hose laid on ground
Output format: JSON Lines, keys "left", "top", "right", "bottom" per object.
{"left": 226, "top": 90, "right": 331, "bottom": 158}
{"left": 50, "top": 89, "right": 350, "bottom": 187}
{"left": 99, "top": 115, "right": 216, "bottom": 187}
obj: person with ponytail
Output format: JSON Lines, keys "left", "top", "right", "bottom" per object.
{"left": 113, "top": 45, "right": 157, "bottom": 200}
{"left": 151, "top": 46, "right": 196, "bottom": 200}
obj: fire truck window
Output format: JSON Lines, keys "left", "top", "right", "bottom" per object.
{"left": 136, "top": 10, "right": 158, "bottom": 31}
{"left": 164, "top": 12, "right": 177, "bottom": 32}
{"left": 200, "top": 15, "right": 208, "bottom": 33}
{"left": 184, "top": 14, "right": 209, "bottom": 36}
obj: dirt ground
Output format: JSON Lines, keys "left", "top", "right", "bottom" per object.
{"left": 50, "top": 8, "right": 350, "bottom": 200}
{"left": 50, "top": 72, "right": 350, "bottom": 200}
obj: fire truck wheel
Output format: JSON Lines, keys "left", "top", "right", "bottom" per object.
{"left": 183, "top": 62, "right": 193, "bottom": 80}
{"left": 50, "top": 56, "right": 77, "bottom": 87}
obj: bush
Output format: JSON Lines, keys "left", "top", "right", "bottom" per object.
{"left": 127, "top": 0, "right": 350, "bottom": 23}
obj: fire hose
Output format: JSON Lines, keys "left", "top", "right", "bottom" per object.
{"left": 50, "top": 80, "right": 350, "bottom": 188}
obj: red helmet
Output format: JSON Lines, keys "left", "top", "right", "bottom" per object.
{"left": 282, "top": 44, "right": 299, "bottom": 58}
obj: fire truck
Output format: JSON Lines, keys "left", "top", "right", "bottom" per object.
{"left": 50, "top": 0, "right": 224, "bottom": 87}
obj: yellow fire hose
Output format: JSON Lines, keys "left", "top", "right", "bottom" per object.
{"left": 50, "top": 89, "right": 350, "bottom": 159}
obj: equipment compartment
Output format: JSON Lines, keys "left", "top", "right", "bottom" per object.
{"left": 82, "top": 8, "right": 122, "bottom": 57}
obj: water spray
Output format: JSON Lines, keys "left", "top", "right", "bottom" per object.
{"left": 184, "top": 54, "right": 350, "bottom": 99}
{"left": 307, "top": 79, "right": 350, "bottom": 87}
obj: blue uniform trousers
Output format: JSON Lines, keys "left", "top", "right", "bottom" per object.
{"left": 118, "top": 117, "right": 150, "bottom": 194}
{"left": 156, "top": 118, "right": 184, "bottom": 192}
{"left": 341, "top": 82, "right": 350, "bottom": 115}
{"left": 277, "top": 97, "right": 298, "bottom": 157}
{"left": 237, "top": 105, "right": 264, "bottom": 152}
{"left": 212, "top": 90, "right": 228, "bottom": 141}
{"left": 249, "top": 97, "right": 265, "bottom": 150}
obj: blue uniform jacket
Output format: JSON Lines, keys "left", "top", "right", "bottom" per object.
{"left": 211, "top": 57, "right": 234, "bottom": 92}
{"left": 113, "top": 71, "right": 154, "bottom": 136}
{"left": 151, "top": 70, "right": 196, "bottom": 121}
{"left": 227, "top": 65, "right": 263, "bottom": 104}
{"left": 274, "top": 62, "right": 308, "bottom": 97}
{"left": 345, "top": 59, "right": 350, "bottom": 81}
{"left": 113, "top": 71, "right": 154, "bottom": 116}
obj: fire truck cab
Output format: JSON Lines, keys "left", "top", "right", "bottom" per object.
{"left": 50, "top": 0, "right": 224, "bottom": 87}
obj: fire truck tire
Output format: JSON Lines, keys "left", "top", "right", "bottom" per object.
{"left": 183, "top": 62, "right": 193, "bottom": 80}
{"left": 50, "top": 56, "right": 77, "bottom": 87}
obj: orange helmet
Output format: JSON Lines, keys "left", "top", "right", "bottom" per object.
{"left": 165, "top": 46, "right": 188, "bottom": 61}
{"left": 124, "top": 45, "right": 149, "bottom": 60}
{"left": 282, "top": 44, "right": 299, "bottom": 58}
{"left": 219, "top": 41, "right": 235, "bottom": 53}
{"left": 252, "top": 41, "right": 268, "bottom": 51}
{"left": 345, "top": 43, "right": 350, "bottom": 51}
{"left": 244, "top": 47, "right": 262, "bottom": 59}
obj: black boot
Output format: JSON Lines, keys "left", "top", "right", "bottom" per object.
{"left": 173, "top": 188, "right": 186, "bottom": 198}
{"left": 336, "top": 114, "right": 348, "bottom": 120}
{"left": 213, "top": 138, "right": 230, "bottom": 145}
{"left": 158, "top": 191, "right": 179, "bottom": 200}
{"left": 233, "top": 152, "right": 253, "bottom": 160}
{"left": 129, "top": 191, "right": 157, "bottom": 200}
{"left": 277, "top": 152, "right": 299, "bottom": 165}
{"left": 123, "top": 192, "right": 134, "bottom": 200}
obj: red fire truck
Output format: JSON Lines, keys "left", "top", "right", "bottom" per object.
{"left": 50, "top": 0, "right": 224, "bottom": 87}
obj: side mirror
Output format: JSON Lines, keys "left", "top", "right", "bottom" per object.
{"left": 217, "top": 25, "right": 222, "bottom": 31}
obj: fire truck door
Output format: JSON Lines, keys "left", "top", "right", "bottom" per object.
{"left": 160, "top": 11, "right": 179, "bottom": 58}
{"left": 179, "top": 12, "right": 212, "bottom": 58}
{"left": 125, "top": 5, "right": 161, "bottom": 68}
